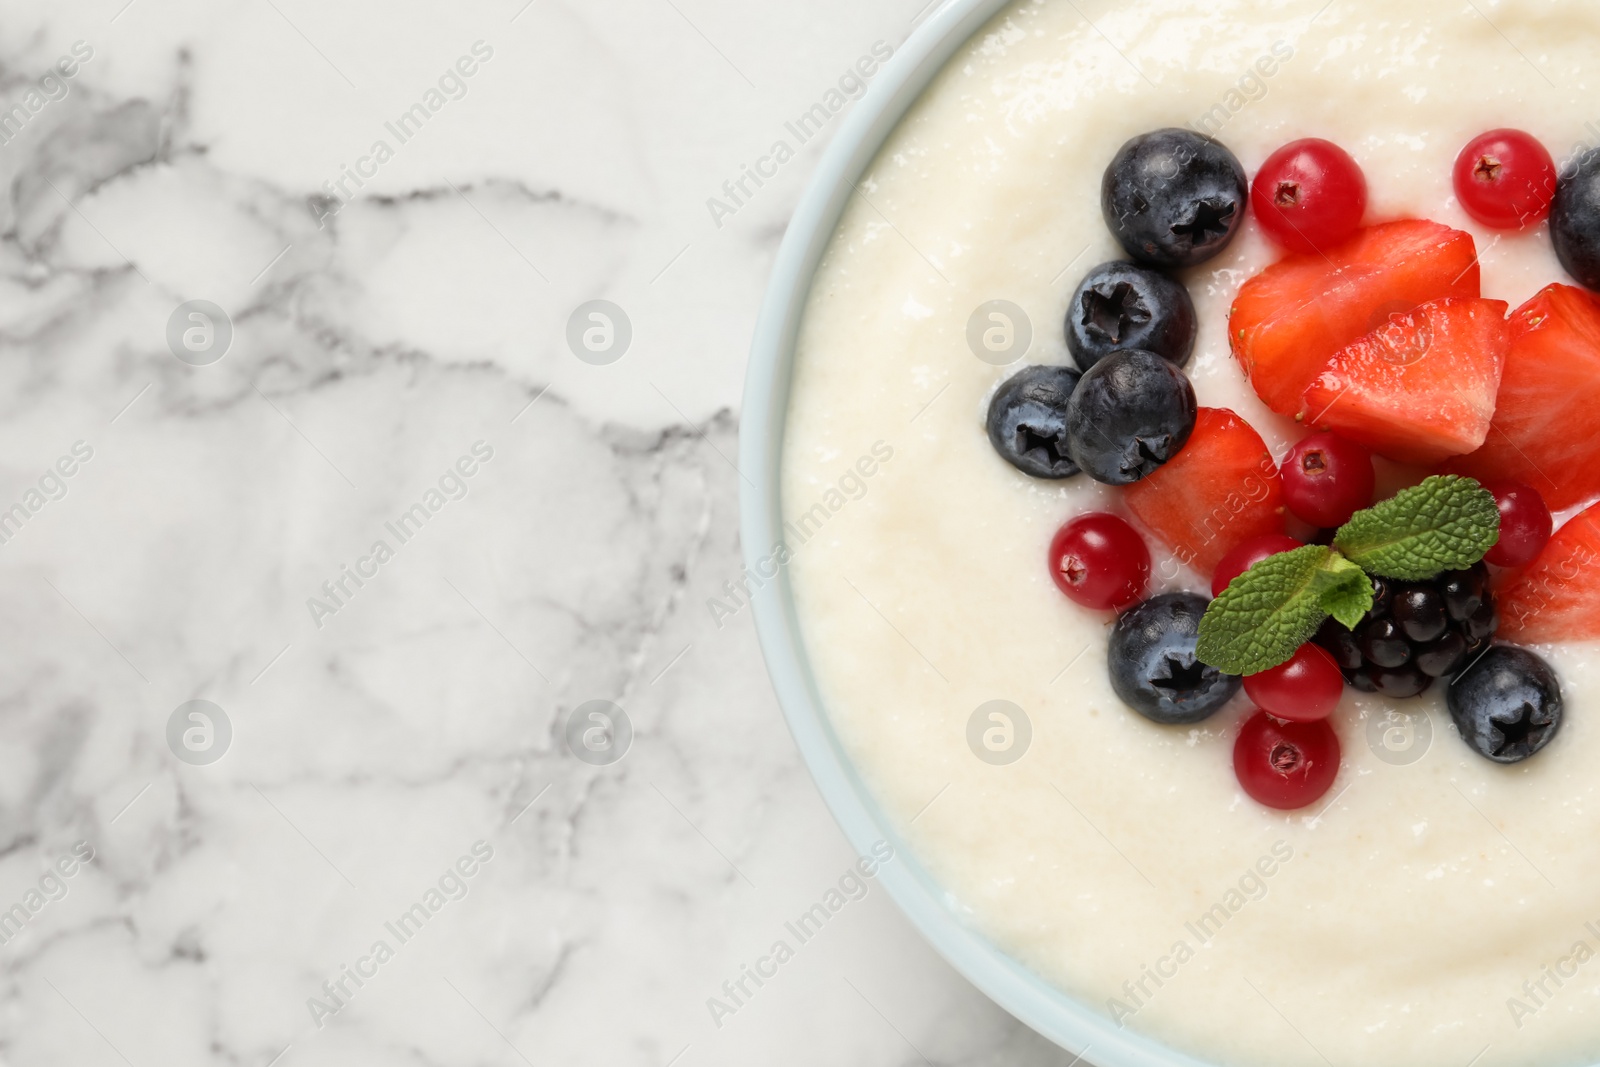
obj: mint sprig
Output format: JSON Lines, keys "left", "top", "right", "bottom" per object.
{"left": 1333, "top": 475, "right": 1501, "bottom": 579}
{"left": 1196, "top": 475, "right": 1498, "bottom": 676}
{"left": 1317, "top": 553, "right": 1375, "bottom": 629}
{"left": 1195, "top": 546, "right": 1373, "bottom": 675}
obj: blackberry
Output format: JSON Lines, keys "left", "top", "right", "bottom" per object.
{"left": 1312, "top": 563, "right": 1497, "bottom": 699}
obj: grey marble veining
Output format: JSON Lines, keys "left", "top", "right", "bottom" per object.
{"left": 0, "top": 0, "right": 1081, "bottom": 1065}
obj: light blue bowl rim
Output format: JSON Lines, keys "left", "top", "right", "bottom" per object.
{"left": 737, "top": 3, "right": 1223, "bottom": 1065}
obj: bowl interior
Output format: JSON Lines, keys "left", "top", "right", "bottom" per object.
{"left": 737, "top": 3, "right": 1221, "bottom": 1064}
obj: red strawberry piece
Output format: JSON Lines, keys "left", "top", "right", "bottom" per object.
{"left": 1447, "top": 284, "right": 1600, "bottom": 510}
{"left": 1124, "top": 407, "right": 1284, "bottom": 576}
{"left": 1229, "top": 219, "right": 1481, "bottom": 415}
{"left": 1299, "top": 297, "right": 1509, "bottom": 466}
{"left": 1496, "top": 502, "right": 1600, "bottom": 643}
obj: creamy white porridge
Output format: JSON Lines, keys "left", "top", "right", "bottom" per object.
{"left": 780, "top": 1, "right": 1600, "bottom": 1065}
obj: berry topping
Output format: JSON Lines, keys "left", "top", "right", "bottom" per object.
{"left": 1198, "top": 478, "right": 1499, "bottom": 678}
{"left": 1311, "top": 563, "right": 1497, "bottom": 694}
{"left": 1311, "top": 616, "right": 1362, "bottom": 670}
{"left": 1049, "top": 513, "right": 1150, "bottom": 611}
{"left": 1211, "top": 533, "right": 1305, "bottom": 598}
{"left": 1482, "top": 482, "right": 1553, "bottom": 569}
{"left": 1453, "top": 129, "right": 1557, "bottom": 230}
{"left": 1366, "top": 663, "right": 1433, "bottom": 699}
{"left": 985, "top": 364, "right": 1082, "bottom": 479}
{"left": 1439, "top": 564, "right": 1492, "bottom": 623}
{"left": 1233, "top": 710, "right": 1340, "bottom": 810}
{"left": 1390, "top": 584, "right": 1448, "bottom": 643}
{"left": 1447, "top": 645, "right": 1563, "bottom": 764}
{"left": 1230, "top": 219, "right": 1481, "bottom": 414}
{"left": 1413, "top": 631, "right": 1468, "bottom": 678}
{"left": 1495, "top": 502, "right": 1600, "bottom": 643}
{"left": 1243, "top": 643, "right": 1344, "bottom": 723}
{"left": 1281, "top": 432, "right": 1375, "bottom": 528}
{"left": 1065, "top": 349, "right": 1197, "bottom": 485}
{"left": 1359, "top": 616, "right": 1411, "bottom": 669}
{"left": 1123, "top": 407, "right": 1285, "bottom": 576}
{"left": 1447, "top": 284, "right": 1600, "bottom": 509}
{"left": 1299, "top": 297, "right": 1511, "bottom": 466}
{"left": 1065, "top": 261, "right": 1197, "bottom": 372}
{"left": 1250, "top": 138, "right": 1368, "bottom": 254}
{"left": 1101, "top": 129, "right": 1248, "bottom": 269}
{"left": 1553, "top": 149, "right": 1600, "bottom": 291}
{"left": 1108, "top": 592, "right": 1241, "bottom": 725}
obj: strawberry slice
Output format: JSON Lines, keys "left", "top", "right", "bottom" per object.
{"left": 1448, "top": 284, "right": 1600, "bottom": 510}
{"left": 1496, "top": 502, "right": 1600, "bottom": 643}
{"left": 1124, "top": 407, "right": 1284, "bottom": 576}
{"left": 1299, "top": 297, "right": 1509, "bottom": 466}
{"left": 1230, "top": 219, "right": 1481, "bottom": 415}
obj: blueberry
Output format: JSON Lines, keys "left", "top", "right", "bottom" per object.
{"left": 1101, "top": 129, "right": 1248, "bottom": 269}
{"left": 1552, "top": 149, "right": 1600, "bottom": 291}
{"left": 985, "top": 364, "right": 1082, "bottom": 478}
{"left": 1065, "top": 261, "right": 1197, "bottom": 372}
{"left": 1108, "top": 592, "right": 1240, "bottom": 724}
{"left": 1447, "top": 645, "right": 1562, "bottom": 764}
{"left": 1064, "top": 349, "right": 1196, "bottom": 485}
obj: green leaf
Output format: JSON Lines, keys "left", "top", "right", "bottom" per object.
{"left": 1317, "top": 554, "right": 1375, "bottom": 629}
{"left": 1196, "top": 545, "right": 1339, "bottom": 676}
{"left": 1333, "top": 475, "right": 1499, "bottom": 580}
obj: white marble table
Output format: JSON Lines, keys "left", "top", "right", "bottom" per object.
{"left": 0, "top": 0, "right": 1077, "bottom": 1063}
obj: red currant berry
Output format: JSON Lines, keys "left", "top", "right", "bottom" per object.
{"left": 1250, "top": 138, "right": 1368, "bottom": 254}
{"left": 1211, "top": 533, "right": 1305, "bottom": 598}
{"left": 1049, "top": 513, "right": 1149, "bottom": 610}
{"left": 1483, "top": 480, "right": 1553, "bottom": 568}
{"left": 1282, "top": 432, "right": 1374, "bottom": 528}
{"left": 1453, "top": 129, "right": 1557, "bottom": 230}
{"left": 1243, "top": 644, "right": 1344, "bottom": 723}
{"left": 1234, "top": 710, "right": 1341, "bottom": 810}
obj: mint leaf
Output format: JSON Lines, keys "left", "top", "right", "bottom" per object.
{"left": 1333, "top": 475, "right": 1499, "bottom": 579}
{"left": 1317, "top": 554, "right": 1374, "bottom": 628}
{"left": 1196, "top": 545, "right": 1339, "bottom": 675}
